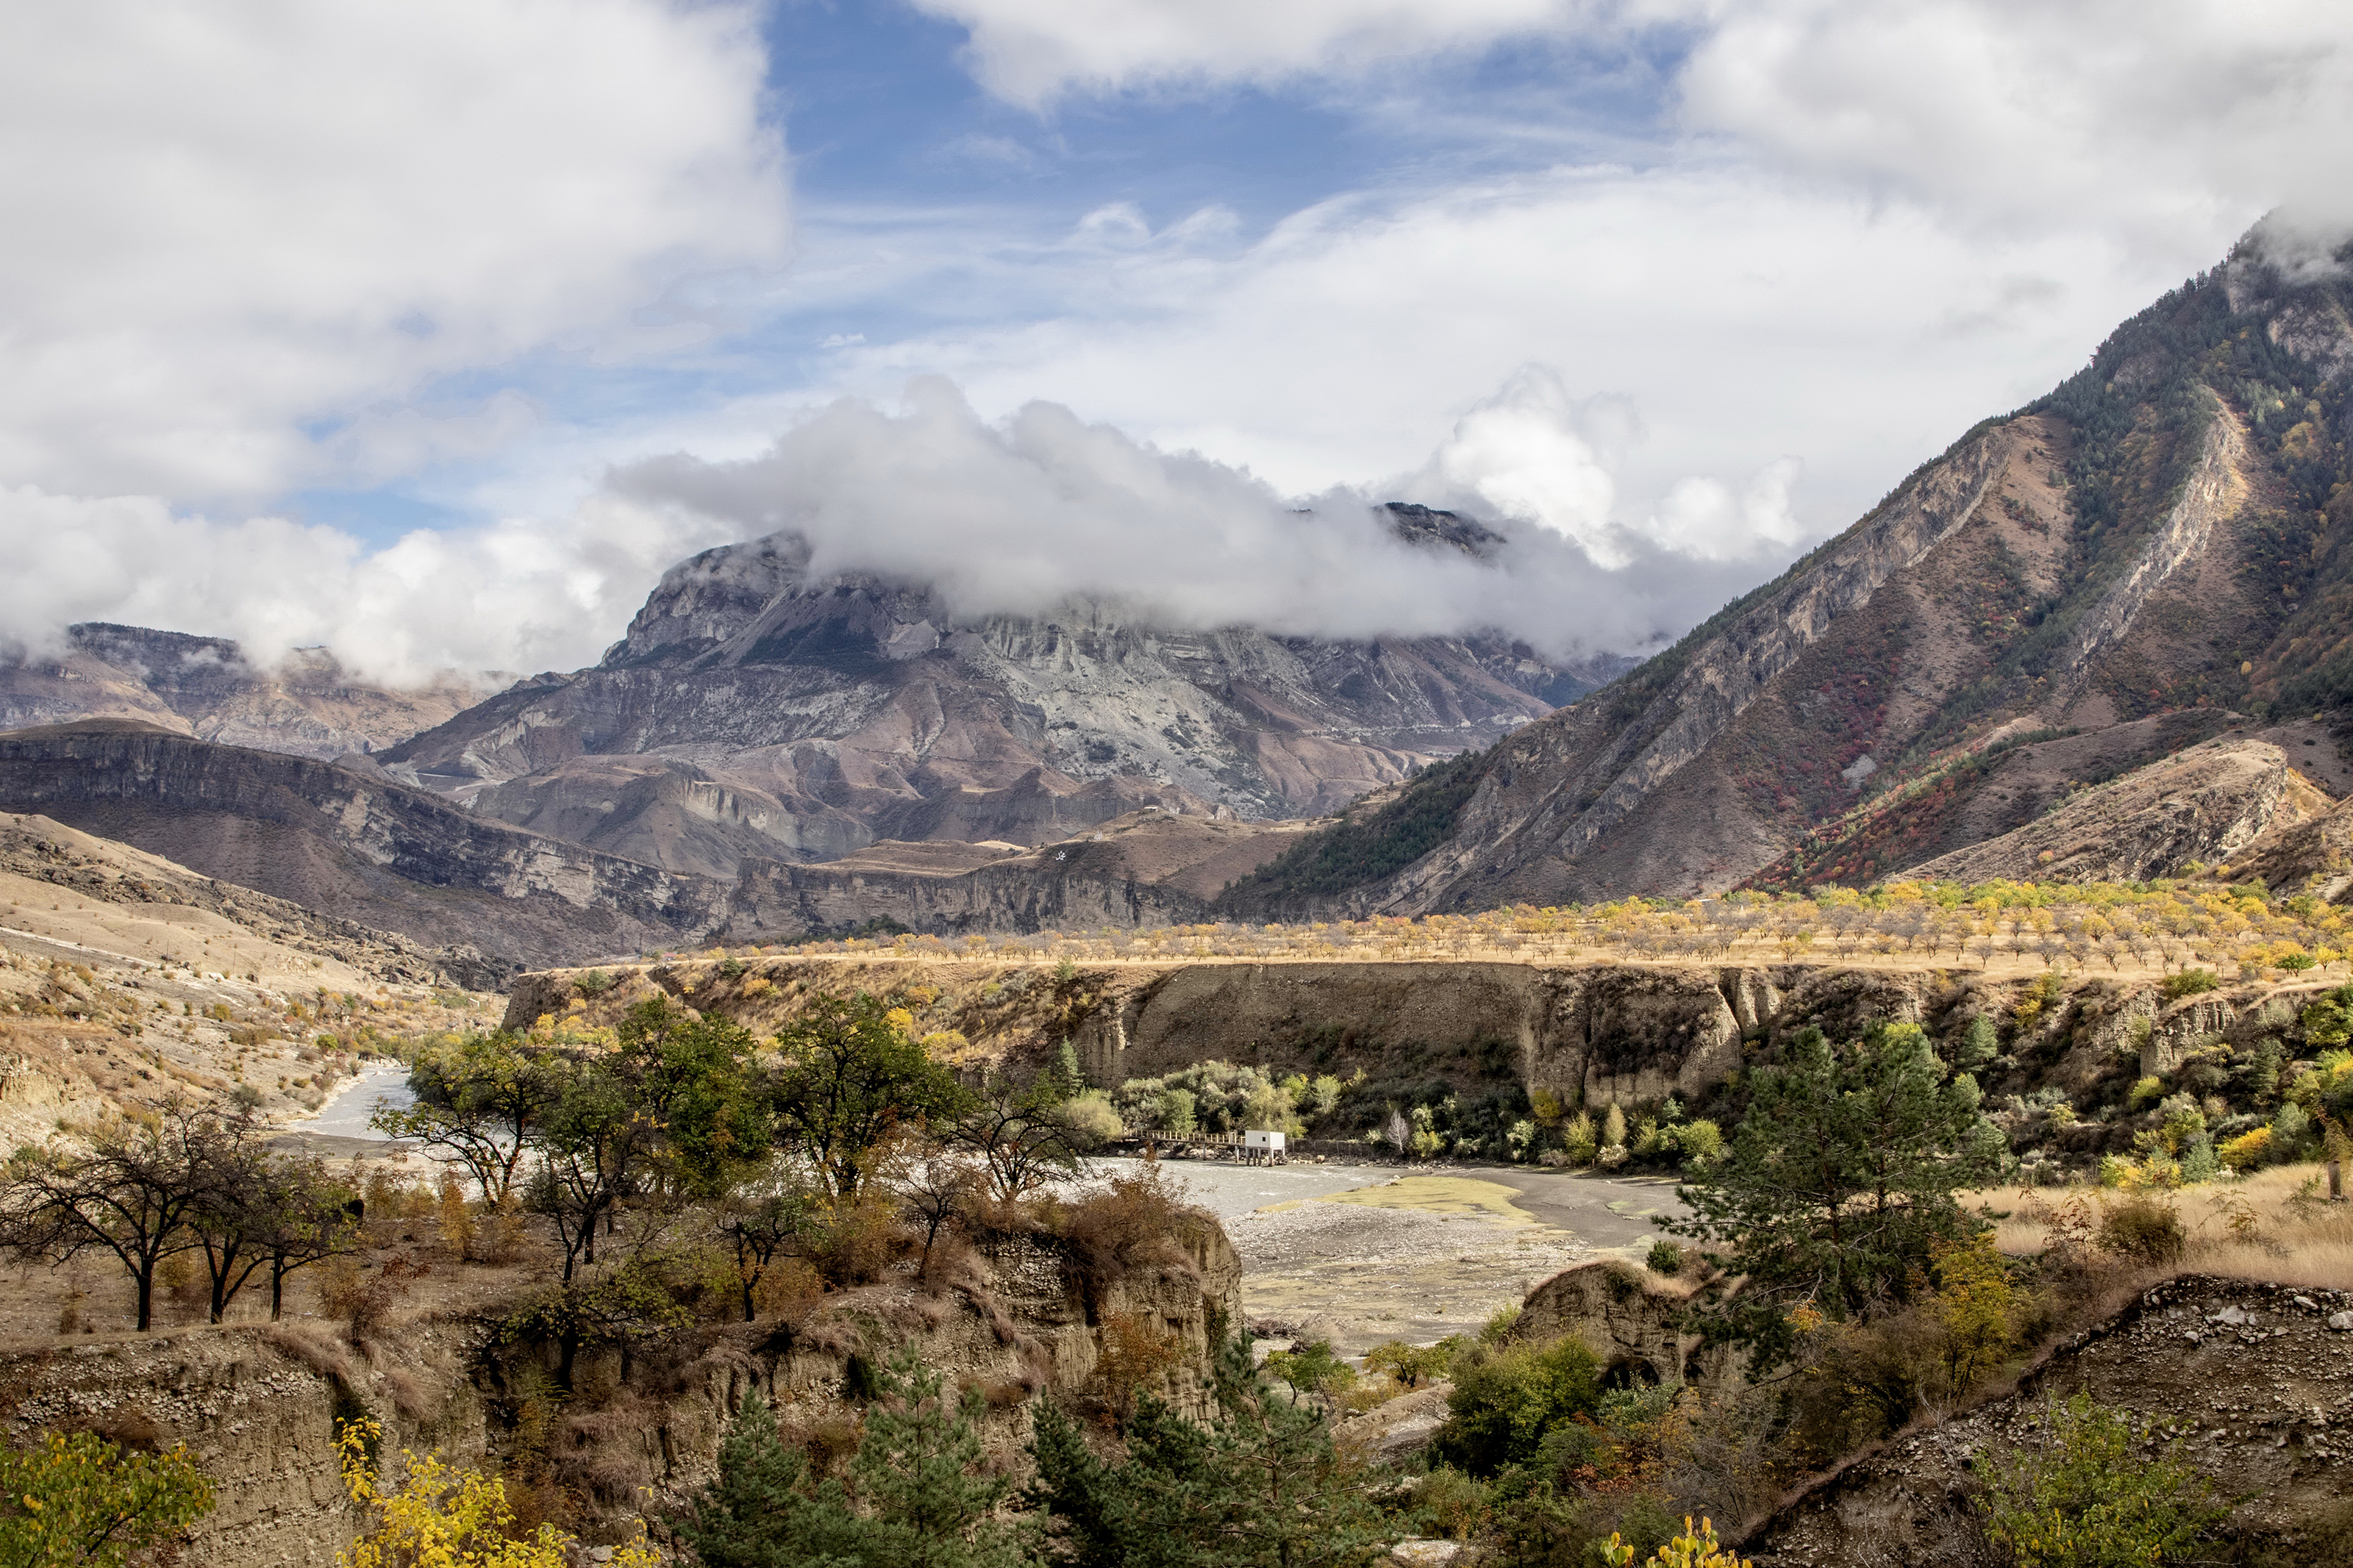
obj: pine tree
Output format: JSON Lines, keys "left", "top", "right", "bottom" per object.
{"left": 674, "top": 1356, "right": 1024, "bottom": 1568}
{"left": 850, "top": 1353, "right": 1028, "bottom": 1568}
{"left": 1666, "top": 1023, "right": 2006, "bottom": 1370}
{"left": 671, "top": 1393, "right": 863, "bottom": 1568}
{"left": 1028, "top": 1334, "right": 1388, "bottom": 1568}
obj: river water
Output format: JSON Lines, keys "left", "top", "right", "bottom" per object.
{"left": 284, "top": 1059, "right": 415, "bottom": 1139}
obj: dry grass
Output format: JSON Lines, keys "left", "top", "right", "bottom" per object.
{"left": 1979, "top": 1162, "right": 2353, "bottom": 1292}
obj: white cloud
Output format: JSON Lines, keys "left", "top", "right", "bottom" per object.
{"left": 817, "top": 165, "right": 2173, "bottom": 554}
{"left": 610, "top": 376, "right": 1771, "bottom": 661}
{"left": 910, "top": 0, "right": 1587, "bottom": 106}
{"left": 0, "top": 0, "right": 787, "bottom": 502}
{"left": 0, "top": 484, "right": 742, "bottom": 685}
{"left": 1674, "top": 0, "right": 2353, "bottom": 244}
{"left": 919, "top": 0, "right": 2353, "bottom": 250}
{"left": 1418, "top": 366, "right": 1630, "bottom": 565}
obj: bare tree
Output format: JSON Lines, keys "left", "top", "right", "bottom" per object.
{"left": 948, "top": 1078, "right": 1091, "bottom": 1202}
{"left": 0, "top": 1100, "right": 216, "bottom": 1331}
{"left": 712, "top": 1165, "right": 824, "bottom": 1322}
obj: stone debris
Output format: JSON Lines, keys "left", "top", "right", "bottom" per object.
{"left": 1748, "top": 1278, "right": 2353, "bottom": 1565}
{"left": 1390, "top": 1540, "right": 1463, "bottom": 1566}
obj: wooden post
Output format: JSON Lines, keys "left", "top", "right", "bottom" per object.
{"left": 2331, "top": 1159, "right": 2343, "bottom": 1203}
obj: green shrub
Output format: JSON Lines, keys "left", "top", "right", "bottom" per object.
{"left": 1363, "top": 1337, "right": 1461, "bottom": 1389}
{"left": 1976, "top": 1393, "right": 2227, "bottom": 1566}
{"left": 1671, "top": 1120, "right": 1723, "bottom": 1167}
{"left": 2096, "top": 1195, "right": 2184, "bottom": 1264}
{"left": 1428, "top": 1335, "right": 1603, "bottom": 1477}
{"left": 1413, "top": 1467, "right": 1490, "bottom": 1542}
{"left": 1263, "top": 1339, "right": 1355, "bottom": 1399}
{"left": 2160, "top": 968, "right": 2219, "bottom": 1000}
{"left": 1645, "top": 1239, "right": 1685, "bottom": 1277}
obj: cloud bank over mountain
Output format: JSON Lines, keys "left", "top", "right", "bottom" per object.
{"left": 613, "top": 375, "right": 1774, "bottom": 661}
{"left": 2, "top": 0, "right": 2349, "bottom": 687}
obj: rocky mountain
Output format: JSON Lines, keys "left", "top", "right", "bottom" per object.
{"left": 376, "top": 504, "right": 1627, "bottom": 876}
{"left": 0, "top": 622, "right": 498, "bottom": 760}
{"left": 0, "top": 721, "right": 724, "bottom": 978}
{"left": 0, "top": 720, "right": 1321, "bottom": 963}
{"left": 1227, "top": 228, "right": 2353, "bottom": 914}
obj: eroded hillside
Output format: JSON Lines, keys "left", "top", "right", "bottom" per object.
{"left": 1225, "top": 234, "right": 2353, "bottom": 916}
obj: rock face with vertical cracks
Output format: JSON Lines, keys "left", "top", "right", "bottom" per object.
{"left": 507, "top": 957, "right": 1782, "bottom": 1110}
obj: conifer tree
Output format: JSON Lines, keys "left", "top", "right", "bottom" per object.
{"left": 674, "top": 1355, "right": 1024, "bottom": 1568}
{"left": 1027, "top": 1333, "right": 1388, "bottom": 1568}
{"left": 672, "top": 1393, "right": 861, "bottom": 1568}
{"left": 1667, "top": 1023, "right": 2006, "bottom": 1370}
{"left": 849, "top": 1353, "right": 1026, "bottom": 1568}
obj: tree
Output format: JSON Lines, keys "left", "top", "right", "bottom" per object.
{"left": 1026, "top": 1333, "right": 1389, "bottom": 1568}
{"left": 373, "top": 1034, "right": 565, "bottom": 1207}
{"left": 609, "top": 1000, "right": 773, "bottom": 1200}
{"left": 522, "top": 1056, "right": 663, "bottom": 1280}
{"left": 949, "top": 1076, "right": 1091, "bottom": 1202}
{"left": 713, "top": 1167, "right": 824, "bottom": 1322}
{"left": 674, "top": 1354, "right": 1026, "bottom": 1568}
{"left": 847, "top": 1353, "right": 1028, "bottom": 1568}
{"left": 770, "top": 995, "right": 967, "bottom": 1202}
{"left": 671, "top": 1393, "right": 863, "bottom": 1568}
{"left": 181, "top": 1109, "right": 287, "bottom": 1324}
{"left": 499, "top": 1261, "right": 692, "bottom": 1392}
{"left": 0, "top": 1102, "right": 218, "bottom": 1331}
{"left": 1426, "top": 1335, "right": 1603, "bottom": 1478}
{"left": 0, "top": 1428, "right": 213, "bottom": 1568}
{"left": 1665, "top": 1023, "right": 2007, "bottom": 1370}
{"left": 251, "top": 1157, "right": 360, "bottom": 1321}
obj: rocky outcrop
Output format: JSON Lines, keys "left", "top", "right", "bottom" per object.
{"left": 1516, "top": 1259, "right": 1734, "bottom": 1392}
{"left": 1903, "top": 739, "right": 2326, "bottom": 885}
{"left": 507, "top": 957, "right": 1874, "bottom": 1109}
{"left": 2227, "top": 792, "right": 2353, "bottom": 903}
{"left": 0, "top": 1206, "right": 1243, "bottom": 1568}
{"left": 1746, "top": 1278, "right": 2353, "bottom": 1563}
{"left": 0, "top": 1322, "right": 487, "bottom": 1568}
{"left": 0, "top": 623, "right": 494, "bottom": 761}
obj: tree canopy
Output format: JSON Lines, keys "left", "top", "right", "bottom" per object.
{"left": 1666, "top": 1022, "right": 2006, "bottom": 1368}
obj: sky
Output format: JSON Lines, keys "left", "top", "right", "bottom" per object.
{"left": 3, "top": 0, "right": 2351, "bottom": 682}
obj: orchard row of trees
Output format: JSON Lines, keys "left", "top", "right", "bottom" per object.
{"left": 0, "top": 1100, "right": 354, "bottom": 1330}
{"left": 703, "top": 874, "right": 2351, "bottom": 982}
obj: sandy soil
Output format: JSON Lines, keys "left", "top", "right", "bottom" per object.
{"left": 1113, "top": 1159, "right": 1690, "bottom": 1354}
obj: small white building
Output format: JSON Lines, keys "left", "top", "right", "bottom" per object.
{"left": 1243, "top": 1128, "right": 1286, "bottom": 1164}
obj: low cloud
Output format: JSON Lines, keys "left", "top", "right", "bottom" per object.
{"left": 613, "top": 374, "right": 1783, "bottom": 662}
{"left": 0, "top": 484, "right": 740, "bottom": 686}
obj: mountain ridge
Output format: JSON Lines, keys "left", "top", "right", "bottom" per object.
{"left": 1222, "top": 229, "right": 2353, "bottom": 914}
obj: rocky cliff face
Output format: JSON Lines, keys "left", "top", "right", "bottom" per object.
{"left": 1226, "top": 231, "right": 2353, "bottom": 914}
{"left": 0, "top": 722, "right": 727, "bottom": 975}
{"left": 379, "top": 510, "right": 1626, "bottom": 877}
{"left": 0, "top": 623, "right": 496, "bottom": 761}
{"left": 1899, "top": 736, "right": 2333, "bottom": 884}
